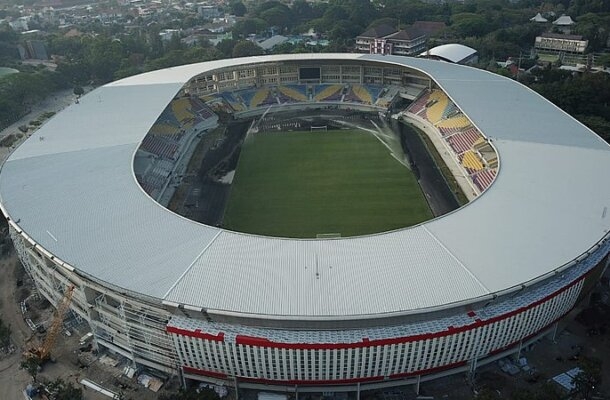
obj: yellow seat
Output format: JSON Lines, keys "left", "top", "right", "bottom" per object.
{"left": 314, "top": 85, "right": 341, "bottom": 101}
{"left": 426, "top": 90, "right": 449, "bottom": 123}
{"left": 437, "top": 115, "right": 471, "bottom": 129}
{"left": 149, "top": 123, "right": 178, "bottom": 136}
{"left": 171, "top": 98, "right": 195, "bottom": 125}
{"left": 461, "top": 151, "right": 484, "bottom": 171}
{"left": 278, "top": 86, "right": 307, "bottom": 102}
{"left": 353, "top": 85, "right": 372, "bottom": 103}
{"left": 251, "top": 89, "right": 270, "bottom": 107}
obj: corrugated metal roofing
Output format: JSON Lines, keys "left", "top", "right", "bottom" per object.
{"left": 1, "top": 54, "right": 610, "bottom": 319}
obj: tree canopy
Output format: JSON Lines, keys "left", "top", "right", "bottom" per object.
{"left": 232, "top": 40, "right": 264, "bottom": 57}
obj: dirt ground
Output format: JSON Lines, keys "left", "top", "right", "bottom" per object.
{"left": 0, "top": 254, "right": 34, "bottom": 399}
{"left": 0, "top": 250, "right": 165, "bottom": 400}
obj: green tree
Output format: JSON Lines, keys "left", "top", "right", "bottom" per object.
{"left": 56, "top": 60, "right": 91, "bottom": 85}
{"left": 46, "top": 378, "right": 83, "bottom": 400}
{"left": 159, "top": 386, "right": 220, "bottom": 400}
{"left": 0, "top": 318, "right": 11, "bottom": 347}
{"left": 577, "top": 114, "right": 610, "bottom": 141}
{"left": 572, "top": 357, "right": 602, "bottom": 400}
{"left": 73, "top": 85, "right": 84, "bottom": 97}
{"left": 597, "top": 53, "right": 610, "bottom": 68}
{"left": 216, "top": 39, "right": 238, "bottom": 58}
{"left": 229, "top": 1, "right": 247, "bottom": 17}
{"left": 292, "top": 0, "right": 319, "bottom": 22}
{"left": 20, "top": 358, "right": 41, "bottom": 382}
{"left": 254, "top": 1, "right": 284, "bottom": 15}
{"left": 572, "top": 13, "right": 610, "bottom": 52}
{"left": 349, "top": 0, "right": 379, "bottom": 28}
{"left": 451, "top": 13, "right": 494, "bottom": 37}
{"left": 232, "top": 18, "right": 267, "bottom": 37}
{"left": 145, "top": 46, "right": 221, "bottom": 71}
{"left": 568, "top": 0, "right": 610, "bottom": 15}
{"left": 510, "top": 382, "right": 562, "bottom": 400}
{"left": 366, "top": 18, "right": 399, "bottom": 30}
{"left": 321, "top": 5, "right": 349, "bottom": 27}
{"left": 0, "top": 22, "right": 19, "bottom": 61}
{"left": 232, "top": 40, "right": 264, "bottom": 57}
{"left": 84, "top": 37, "right": 124, "bottom": 83}
{"left": 47, "top": 35, "right": 86, "bottom": 61}
{"left": 328, "top": 20, "right": 361, "bottom": 42}
{"left": 260, "top": 6, "right": 293, "bottom": 30}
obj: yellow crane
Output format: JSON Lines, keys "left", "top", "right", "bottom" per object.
{"left": 24, "top": 284, "right": 75, "bottom": 363}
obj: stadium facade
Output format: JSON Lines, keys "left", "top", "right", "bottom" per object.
{"left": 1, "top": 54, "right": 610, "bottom": 392}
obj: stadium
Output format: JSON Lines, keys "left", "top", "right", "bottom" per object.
{"left": 1, "top": 53, "right": 610, "bottom": 393}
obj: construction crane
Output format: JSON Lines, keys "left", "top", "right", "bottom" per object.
{"left": 24, "top": 284, "right": 75, "bottom": 363}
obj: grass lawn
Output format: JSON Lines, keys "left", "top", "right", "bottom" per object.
{"left": 222, "top": 129, "right": 432, "bottom": 238}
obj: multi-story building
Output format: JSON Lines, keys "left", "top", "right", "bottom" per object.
{"left": 535, "top": 32, "right": 588, "bottom": 54}
{"left": 534, "top": 32, "right": 588, "bottom": 65}
{"left": 355, "top": 24, "right": 398, "bottom": 53}
{"left": 355, "top": 22, "right": 446, "bottom": 57}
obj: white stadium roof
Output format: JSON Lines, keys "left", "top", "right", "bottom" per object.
{"left": 1, "top": 54, "right": 610, "bottom": 320}
{"left": 421, "top": 44, "right": 477, "bottom": 64}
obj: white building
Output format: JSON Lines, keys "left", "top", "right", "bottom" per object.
{"left": 1, "top": 54, "right": 609, "bottom": 392}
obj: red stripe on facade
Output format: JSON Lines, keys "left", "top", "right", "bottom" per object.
{"left": 182, "top": 308, "right": 573, "bottom": 386}
{"left": 235, "top": 335, "right": 272, "bottom": 346}
{"left": 166, "top": 326, "right": 224, "bottom": 342}
{"left": 168, "top": 266, "right": 595, "bottom": 350}
{"left": 177, "top": 271, "right": 596, "bottom": 386}
{"left": 183, "top": 366, "right": 227, "bottom": 379}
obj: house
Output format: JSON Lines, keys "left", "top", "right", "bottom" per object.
{"left": 355, "top": 24, "right": 398, "bottom": 53}
{"left": 382, "top": 27, "right": 427, "bottom": 56}
{"left": 552, "top": 15, "right": 575, "bottom": 33}
{"left": 257, "top": 35, "right": 289, "bottom": 51}
{"left": 530, "top": 13, "right": 548, "bottom": 23}
{"left": 355, "top": 22, "right": 446, "bottom": 56}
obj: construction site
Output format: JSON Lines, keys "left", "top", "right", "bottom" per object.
{"left": 0, "top": 227, "right": 193, "bottom": 399}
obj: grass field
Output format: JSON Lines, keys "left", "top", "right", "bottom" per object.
{"left": 222, "top": 129, "right": 432, "bottom": 238}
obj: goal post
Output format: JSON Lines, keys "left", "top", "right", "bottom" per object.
{"left": 310, "top": 125, "right": 328, "bottom": 132}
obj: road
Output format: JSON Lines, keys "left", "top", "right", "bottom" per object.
{"left": 0, "top": 88, "right": 76, "bottom": 141}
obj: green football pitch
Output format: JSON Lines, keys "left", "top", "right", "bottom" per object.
{"left": 222, "top": 129, "right": 432, "bottom": 238}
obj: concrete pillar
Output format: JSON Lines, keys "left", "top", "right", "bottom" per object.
{"left": 552, "top": 322, "right": 559, "bottom": 342}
